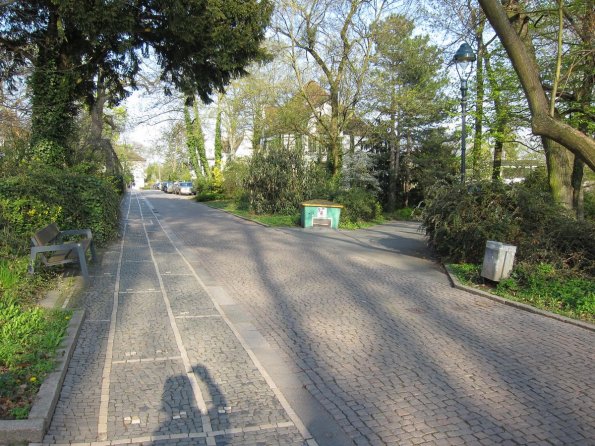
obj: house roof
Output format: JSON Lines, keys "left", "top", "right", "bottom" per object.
{"left": 127, "top": 151, "right": 145, "bottom": 162}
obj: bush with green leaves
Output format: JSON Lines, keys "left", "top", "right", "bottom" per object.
{"left": 245, "top": 143, "right": 326, "bottom": 215}
{"left": 221, "top": 157, "right": 250, "bottom": 202}
{"left": 0, "top": 167, "right": 121, "bottom": 249}
{"left": 422, "top": 180, "right": 595, "bottom": 276}
{"left": 335, "top": 187, "right": 383, "bottom": 225}
{"left": 194, "top": 173, "right": 225, "bottom": 202}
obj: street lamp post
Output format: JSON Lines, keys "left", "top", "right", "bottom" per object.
{"left": 453, "top": 42, "right": 476, "bottom": 183}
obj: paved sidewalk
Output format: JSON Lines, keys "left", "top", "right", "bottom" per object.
{"left": 40, "top": 193, "right": 316, "bottom": 445}
{"left": 39, "top": 191, "right": 594, "bottom": 446}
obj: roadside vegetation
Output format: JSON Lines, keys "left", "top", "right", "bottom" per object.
{"left": 423, "top": 172, "right": 595, "bottom": 323}
{"left": 0, "top": 166, "right": 124, "bottom": 419}
{"left": 0, "top": 258, "right": 70, "bottom": 419}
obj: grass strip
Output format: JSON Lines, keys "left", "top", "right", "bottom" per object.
{"left": 0, "top": 257, "right": 70, "bottom": 420}
{"left": 448, "top": 263, "right": 595, "bottom": 324}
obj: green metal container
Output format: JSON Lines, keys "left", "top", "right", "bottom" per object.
{"left": 300, "top": 200, "right": 343, "bottom": 229}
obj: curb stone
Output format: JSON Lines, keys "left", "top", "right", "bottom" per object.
{"left": 444, "top": 264, "right": 595, "bottom": 333}
{"left": 0, "top": 310, "right": 86, "bottom": 445}
{"left": 199, "top": 202, "right": 271, "bottom": 227}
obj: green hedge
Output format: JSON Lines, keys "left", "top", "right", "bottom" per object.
{"left": 0, "top": 168, "right": 121, "bottom": 250}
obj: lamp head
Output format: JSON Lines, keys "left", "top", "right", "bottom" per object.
{"left": 453, "top": 42, "right": 476, "bottom": 80}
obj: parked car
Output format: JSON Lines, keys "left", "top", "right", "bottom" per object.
{"left": 160, "top": 181, "right": 173, "bottom": 192}
{"left": 153, "top": 182, "right": 161, "bottom": 190}
{"left": 175, "top": 181, "right": 195, "bottom": 195}
{"left": 165, "top": 182, "right": 176, "bottom": 193}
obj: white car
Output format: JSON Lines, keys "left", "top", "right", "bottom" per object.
{"left": 175, "top": 182, "right": 195, "bottom": 195}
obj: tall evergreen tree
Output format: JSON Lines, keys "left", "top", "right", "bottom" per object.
{"left": 368, "top": 15, "right": 451, "bottom": 211}
{"left": 0, "top": 0, "right": 272, "bottom": 167}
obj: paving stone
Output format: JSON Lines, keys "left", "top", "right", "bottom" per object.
{"left": 42, "top": 192, "right": 595, "bottom": 446}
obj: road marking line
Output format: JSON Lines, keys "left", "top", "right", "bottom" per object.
{"left": 112, "top": 355, "right": 182, "bottom": 364}
{"left": 97, "top": 193, "right": 132, "bottom": 440}
{"left": 175, "top": 314, "right": 221, "bottom": 319}
{"left": 33, "top": 421, "right": 299, "bottom": 445}
{"left": 144, "top": 196, "right": 318, "bottom": 445}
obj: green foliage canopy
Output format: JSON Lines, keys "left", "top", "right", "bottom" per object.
{"left": 0, "top": 0, "right": 273, "bottom": 166}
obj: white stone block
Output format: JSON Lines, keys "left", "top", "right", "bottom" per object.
{"left": 481, "top": 241, "right": 517, "bottom": 282}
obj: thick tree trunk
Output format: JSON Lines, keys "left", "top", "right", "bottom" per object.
{"left": 543, "top": 137, "right": 574, "bottom": 209}
{"left": 29, "top": 5, "right": 77, "bottom": 166}
{"left": 184, "top": 102, "right": 202, "bottom": 179}
{"left": 478, "top": 0, "right": 595, "bottom": 171}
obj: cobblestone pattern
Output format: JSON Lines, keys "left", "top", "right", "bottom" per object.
{"left": 157, "top": 193, "right": 595, "bottom": 446}
{"left": 43, "top": 322, "right": 109, "bottom": 443}
{"left": 177, "top": 318, "right": 291, "bottom": 432}
{"left": 108, "top": 361, "right": 204, "bottom": 439}
{"left": 112, "top": 292, "right": 179, "bottom": 361}
{"left": 42, "top": 193, "right": 309, "bottom": 445}
{"left": 162, "top": 275, "right": 218, "bottom": 316}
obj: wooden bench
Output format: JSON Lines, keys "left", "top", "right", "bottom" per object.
{"left": 29, "top": 223, "right": 97, "bottom": 280}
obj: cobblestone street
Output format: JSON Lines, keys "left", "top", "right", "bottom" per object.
{"left": 38, "top": 191, "right": 594, "bottom": 445}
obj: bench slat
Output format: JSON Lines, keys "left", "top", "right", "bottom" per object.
{"left": 32, "top": 223, "right": 60, "bottom": 246}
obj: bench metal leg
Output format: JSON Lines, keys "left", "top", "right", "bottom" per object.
{"left": 76, "top": 245, "right": 90, "bottom": 281}
{"left": 90, "top": 241, "right": 97, "bottom": 262}
{"left": 29, "top": 252, "right": 36, "bottom": 275}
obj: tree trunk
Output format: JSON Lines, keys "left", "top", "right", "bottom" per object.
{"left": 387, "top": 92, "right": 401, "bottom": 212}
{"left": 403, "top": 131, "right": 412, "bottom": 208}
{"left": 543, "top": 137, "right": 574, "bottom": 209}
{"left": 88, "top": 78, "right": 120, "bottom": 175}
{"left": 184, "top": 102, "right": 202, "bottom": 178}
{"left": 328, "top": 87, "right": 342, "bottom": 176}
{"left": 193, "top": 102, "right": 211, "bottom": 178}
{"left": 29, "top": 5, "right": 77, "bottom": 166}
{"left": 387, "top": 130, "right": 401, "bottom": 213}
{"left": 478, "top": 0, "right": 595, "bottom": 171}
{"left": 572, "top": 158, "right": 585, "bottom": 220}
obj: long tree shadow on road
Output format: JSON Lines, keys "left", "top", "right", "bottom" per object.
{"left": 236, "top": 221, "right": 594, "bottom": 445}
{"left": 148, "top": 193, "right": 594, "bottom": 445}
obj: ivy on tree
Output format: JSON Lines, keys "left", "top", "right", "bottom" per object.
{"left": 0, "top": 0, "right": 273, "bottom": 167}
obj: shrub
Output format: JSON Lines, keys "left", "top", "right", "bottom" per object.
{"left": 0, "top": 167, "right": 121, "bottom": 248}
{"left": 245, "top": 143, "right": 326, "bottom": 215}
{"left": 336, "top": 187, "right": 383, "bottom": 225}
{"left": 194, "top": 174, "right": 225, "bottom": 202}
{"left": 422, "top": 180, "right": 595, "bottom": 276}
{"left": 421, "top": 181, "right": 518, "bottom": 263}
{"left": 221, "top": 158, "right": 249, "bottom": 201}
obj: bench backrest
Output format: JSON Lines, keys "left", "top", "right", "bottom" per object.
{"left": 32, "top": 223, "right": 60, "bottom": 247}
